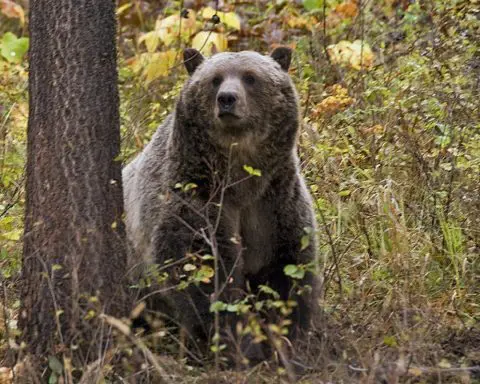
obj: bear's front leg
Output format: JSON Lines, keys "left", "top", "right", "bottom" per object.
{"left": 271, "top": 181, "right": 318, "bottom": 341}
{"left": 149, "top": 198, "right": 245, "bottom": 349}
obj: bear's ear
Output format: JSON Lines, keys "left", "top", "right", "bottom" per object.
{"left": 270, "top": 46, "right": 292, "bottom": 72}
{"left": 184, "top": 48, "right": 205, "bottom": 75}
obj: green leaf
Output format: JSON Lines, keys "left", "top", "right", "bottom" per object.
{"left": 284, "top": 264, "right": 305, "bottom": 279}
{"left": 48, "top": 356, "right": 63, "bottom": 374}
{"left": 259, "top": 285, "right": 280, "bottom": 299}
{"left": 243, "top": 165, "right": 262, "bottom": 177}
{"left": 301, "top": 227, "right": 313, "bottom": 251}
{"left": 48, "top": 373, "right": 58, "bottom": 384}
{"left": 210, "top": 343, "right": 226, "bottom": 352}
{"left": 0, "top": 32, "right": 29, "bottom": 63}
{"left": 177, "top": 280, "right": 190, "bottom": 290}
{"left": 183, "top": 182, "right": 198, "bottom": 192}
{"left": 303, "top": 0, "right": 323, "bottom": 11}
{"left": 300, "top": 234, "right": 310, "bottom": 251}
{"left": 210, "top": 301, "right": 227, "bottom": 313}
{"left": 383, "top": 335, "right": 398, "bottom": 347}
{"left": 193, "top": 265, "right": 215, "bottom": 283}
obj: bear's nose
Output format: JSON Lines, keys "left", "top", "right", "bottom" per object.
{"left": 217, "top": 92, "right": 238, "bottom": 113}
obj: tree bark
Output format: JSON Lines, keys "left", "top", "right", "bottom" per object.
{"left": 21, "top": 0, "right": 127, "bottom": 361}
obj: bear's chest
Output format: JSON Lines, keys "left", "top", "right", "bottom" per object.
{"left": 239, "top": 199, "right": 275, "bottom": 275}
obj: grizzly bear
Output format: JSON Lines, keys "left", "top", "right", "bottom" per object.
{"left": 123, "top": 47, "right": 317, "bottom": 361}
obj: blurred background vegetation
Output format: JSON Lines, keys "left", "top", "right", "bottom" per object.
{"left": 1, "top": 0, "right": 479, "bottom": 382}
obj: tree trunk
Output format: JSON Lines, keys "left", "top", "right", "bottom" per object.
{"left": 21, "top": 0, "right": 127, "bottom": 362}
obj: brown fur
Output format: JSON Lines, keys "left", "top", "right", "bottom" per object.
{"left": 123, "top": 48, "right": 318, "bottom": 362}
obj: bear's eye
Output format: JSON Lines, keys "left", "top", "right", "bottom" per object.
{"left": 243, "top": 74, "right": 256, "bottom": 85}
{"left": 212, "top": 76, "right": 223, "bottom": 87}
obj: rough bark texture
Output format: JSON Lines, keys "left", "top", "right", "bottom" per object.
{"left": 21, "top": 0, "right": 127, "bottom": 359}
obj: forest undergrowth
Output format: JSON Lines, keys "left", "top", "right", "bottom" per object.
{"left": 1, "top": 0, "right": 479, "bottom": 382}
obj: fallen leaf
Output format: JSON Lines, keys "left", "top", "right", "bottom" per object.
{"left": 335, "top": 1, "right": 358, "bottom": 18}
{"left": 438, "top": 358, "right": 452, "bottom": 369}
{"left": 349, "top": 40, "right": 375, "bottom": 69}
{"left": 0, "top": 0, "right": 25, "bottom": 25}
{"left": 286, "top": 16, "right": 318, "bottom": 31}
{"left": 327, "top": 40, "right": 374, "bottom": 70}
{"left": 360, "top": 124, "right": 384, "bottom": 135}
{"left": 312, "top": 84, "right": 355, "bottom": 117}
{"left": 408, "top": 367, "right": 423, "bottom": 377}
{"left": 0, "top": 367, "right": 13, "bottom": 384}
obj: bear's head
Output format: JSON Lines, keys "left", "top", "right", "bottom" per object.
{"left": 176, "top": 47, "right": 299, "bottom": 152}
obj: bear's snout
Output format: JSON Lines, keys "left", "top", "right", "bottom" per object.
{"left": 214, "top": 77, "right": 247, "bottom": 122}
{"left": 217, "top": 92, "right": 238, "bottom": 115}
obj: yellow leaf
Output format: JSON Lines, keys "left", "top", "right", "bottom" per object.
{"left": 0, "top": 229, "right": 22, "bottom": 241}
{"left": 0, "top": 367, "right": 13, "bottom": 383}
{"left": 138, "top": 31, "right": 160, "bottom": 53}
{"left": 438, "top": 358, "right": 452, "bottom": 369}
{"left": 287, "top": 16, "right": 309, "bottom": 29}
{"left": 201, "top": 7, "right": 217, "bottom": 19}
{"left": 84, "top": 309, "right": 96, "bottom": 320}
{"left": 223, "top": 12, "right": 241, "bottom": 30}
{"left": 312, "top": 84, "right": 355, "bottom": 117}
{"left": 191, "top": 31, "right": 227, "bottom": 55}
{"left": 130, "top": 301, "right": 146, "bottom": 319}
{"left": 156, "top": 14, "right": 179, "bottom": 46}
{"left": 101, "top": 314, "right": 131, "bottom": 336}
{"left": 142, "top": 50, "right": 177, "bottom": 84}
{"left": 201, "top": 7, "right": 241, "bottom": 30}
{"left": 268, "top": 324, "right": 282, "bottom": 334}
{"left": 327, "top": 40, "right": 374, "bottom": 70}
{"left": 360, "top": 124, "right": 384, "bottom": 135}
{"left": 129, "top": 54, "right": 148, "bottom": 74}
{"left": 408, "top": 367, "right": 423, "bottom": 377}
{"left": 183, "top": 263, "right": 197, "bottom": 272}
{"left": 349, "top": 40, "right": 374, "bottom": 70}
{"left": 116, "top": 3, "right": 132, "bottom": 16}
{"left": 196, "top": 265, "right": 215, "bottom": 283}
{"left": 327, "top": 40, "right": 352, "bottom": 65}
{"left": 155, "top": 10, "right": 197, "bottom": 46}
